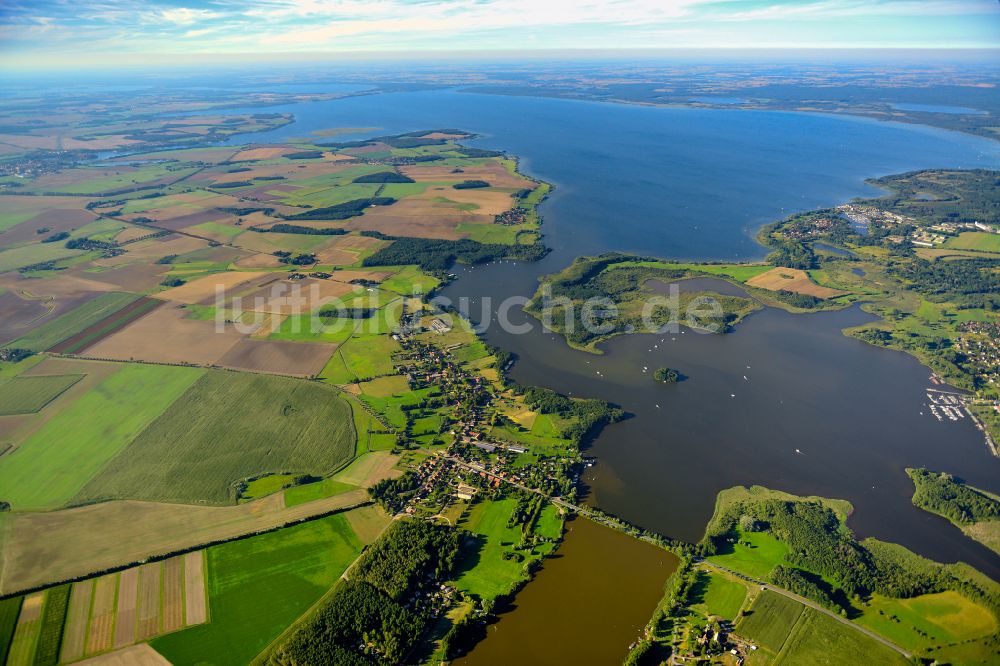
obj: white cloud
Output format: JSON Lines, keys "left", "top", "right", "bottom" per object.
{"left": 159, "top": 7, "right": 221, "bottom": 25}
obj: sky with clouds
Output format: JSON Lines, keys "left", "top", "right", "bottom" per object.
{"left": 1, "top": 0, "right": 998, "bottom": 68}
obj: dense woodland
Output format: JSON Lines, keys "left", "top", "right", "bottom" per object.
{"left": 285, "top": 197, "right": 397, "bottom": 221}
{"left": 520, "top": 386, "right": 624, "bottom": 442}
{"left": 703, "top": 496, "right": 1000, "bottom": 618}
{"left": 908, "top": 468, "right": 1000, "bottom": 525}
{"left": 269, "top": 519, "right": 460, "bottom": 666}
{"left": 363, "top": 237, "right": 548, "bottom": 272}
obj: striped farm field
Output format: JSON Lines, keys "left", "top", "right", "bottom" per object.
{"left": 59, "top": 580, "right": 93, "bottom": 663}
{"left": 47, "top": 296, "right": 164, "bottom": 354}
{"left": 161, "top": 557, "right": 185, "bottom": 634}
{"left": 136, "top": 563, "right": 162, "bottom": 641}
{"left": 9, "top": 292, "right": 141, "bottom": 352}
{"left": 113, "top": 567, "right": 139, "bottom": 649}
{"left": 85, "top": 576, "right": 117, "bottom": 655}
{"left": 32, "top": 584, "right": 70, "bottom": 666}
{"left": 183, "top": 553, "right": 207, "bottom": 627}
{"left": 6, "top": 592, "right": 44, "bottom": 666}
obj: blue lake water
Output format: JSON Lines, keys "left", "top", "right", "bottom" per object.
{"left": 218, "top": 89, "right": 1000, "bottom": 575}
{"left": 892, "top": 103, "right": 988, "bottom": 116}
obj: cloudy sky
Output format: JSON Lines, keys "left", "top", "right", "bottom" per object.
{"left": 1, "top": 0, "right": 998, "bottom": 68}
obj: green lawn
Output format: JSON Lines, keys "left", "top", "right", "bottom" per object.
{"left": 0, "top": 374, "right": 83, "bottom": 415}
{"left": 151, "top": 514, "right": 363, "bottom": 666}
{"left": 775, "top": 607, "right": 909, "bottom": 666}
{"left": 707, "top": 531, "right": 790, "bottom": 579}
{"left": 0, "top": 364, "right": 203, "bottom": 510}
{"left": 689, "top": 570, "right": 748, "bottom": 621}
{"left": 735, "top": 590, "right": 803, "bottom": 653}
{"left": 10, "top": 291, "right": 140, "bottom": 351}
{"left": 74, "top": 370, "right": 357, "bottom": 506}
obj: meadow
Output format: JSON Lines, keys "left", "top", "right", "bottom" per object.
{"left": 73, "top": 370, "right": 356, "bottom": 505}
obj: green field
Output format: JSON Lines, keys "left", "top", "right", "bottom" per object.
{"left": 707, "top": 531, "right": 789, "bottom": 580}
{"left": 9, "top": 291, "right": 141, "bottom": 351}
{"left": 454, "top": 499, "right": 561, "bottom": 601}
{"left": 151, "top": 514, "right": 363, "bottom": 666}
{"left": 327, "top": 334, "right": 400, "bottom": 383}
{"left": 775, "top": 607, "right": 909, "bottom": 666}
{"left": 689, "top": 570, "right": 748, "bottom": 621}
{"left": 74, "top": 370, "right": 357, "bottom": 505}
{"left": 609, "top": 260, "right": 774, "bottom": 283}
{"left": 239, "top": 474, "right": 298, "bottom": 502}
{"left": 0, "top": 242, "right": 85, "bottom": 275}
{"left": 0, "top": 596, "right": 22, "bottom": 665}
{"left": 0, "top": 374, "right": 83, "bottom": 415}
{"left": 379, "top": 265, "right": 440, "bottom": 296}
{"left": 0, "top": 364, "right": 203, "bottom": 510}
{"left": 945, "top": 231, "right": 1000, "bottom": 253}
{"left": 856, "top": 591, "right": 997, "bottom": 654}
{"left": 283, "top": 477, "right": 358, "bottom": 508}
{"left": 735, "top": 590, "right": 803, "bottom": 653}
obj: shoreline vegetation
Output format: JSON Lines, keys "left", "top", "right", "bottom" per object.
{"left": 908, "top": 468, "right": 1000, "bottom": 556}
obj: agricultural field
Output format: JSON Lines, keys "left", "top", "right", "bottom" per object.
{"left": 744, "top": 266, "right": 848, "bottom": 299}
{"left": 772, "top": 607, "right": 910, "bottom": 666}
{"left": 0, "top": 554, "right": 209, "bottom": 665}
{"left": 7, "top": 292, "right": 141, "bottom": 352}
{"left": 706, "top": 531, "right": 790, "bottom": 580}
{"left": 0, "top": 362, "right": 204, "bottom": 510}
{"left": 0, "top": 488, "right": 371, "bottom": 596}
{"left": 150, "top": 513, "right": 365, "bottom": 666}
{"left": 0, "top": 373, "right": 82, "bottom": 415}
{"left": 944, "top": 231, "right": 1000, "bottom": 253}
{"left": 73, "top": 370, "right": 356, "bottom": 505}
{"left": 734, "top": 590, "right": 804, "bottom": 654}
